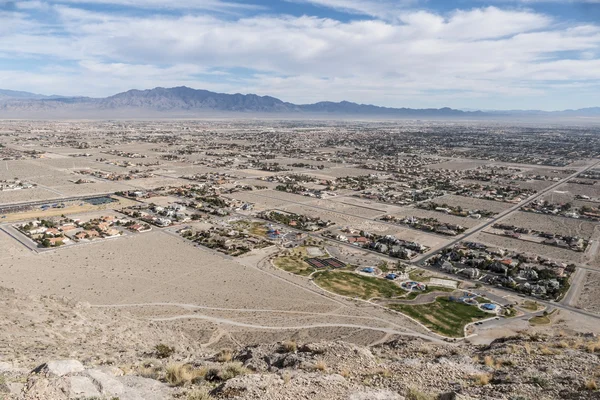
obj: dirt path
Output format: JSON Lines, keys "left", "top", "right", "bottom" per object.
{"left": 150, "top": 313, "right": 449, "bottom": 344}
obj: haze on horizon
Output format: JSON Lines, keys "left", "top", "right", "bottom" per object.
{"left": 1, "top": 0, "right": 600, "bottom": 111}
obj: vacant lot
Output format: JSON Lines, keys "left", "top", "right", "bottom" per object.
{"left": 434, "top": 194, "right": 513, "bottom": 214}
{"left": 500, "top": 211, "right": 598, "bottom": 238}
{"left": 471, "top": 232, "right": 586, "bottom": 264}
{"left": 387, "top": 208, "right": 483, "bottom": 229}
{"left": 576, "top": 271, "right": 600, "bottom": 315}
{"left": 389, "top": 297, "right": 490, "bottom": 337}
{"left": 540, "top": 183, "right": 600, "bottom": 202}
{"left": 0, "top": 230, "right": 339, "bottom": 313}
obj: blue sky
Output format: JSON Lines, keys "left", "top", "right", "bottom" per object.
{"left": 1, "top": 0, "right": 600, "bottom": 110}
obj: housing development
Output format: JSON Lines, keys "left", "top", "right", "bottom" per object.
{"left": 1, "top": 119, "right": 600, "bottom": 399}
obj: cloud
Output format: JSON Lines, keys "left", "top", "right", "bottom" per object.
{"left": 17, "top": 0, "right": 264, "bottom": 12}
{"left": 286, "top": 0, "right": 417, "bottom": 19}
{"left": 1, "top": 3, "right": 600, "bottom": 109}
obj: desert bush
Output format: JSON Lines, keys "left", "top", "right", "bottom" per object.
{"left": 221, "top": 362, "right": 248, "bottom": 380}
{"left": 585, "top": 379, "right": 598, "bottom": 391}
{"left": 313, "top": 360, "right": 327, "bottom": 372}
{"left": 205, "top": 362, "right": 248, "bottom": 382}
{"left": 282, "top": 372, "right": 291, "bottom": 384}
{"left": 187, "top": 388, "right": 214, "bottom": 400}
{"left": 281, "top": 340, "right": 297, "bottom": 353}
{"left": 530, "top": 376, "right": 549, "bottom": 388}
{"left": 165, "top": 364, "right": 206, "bottom": 387}
{"left": 155, "top": 344, "right": 175, "bottom": 359}
{"left": 215, "top": 348, "right": 233, "bottom": 363}
{"left": 472, "top": 373, "right": 492, "bottom": 386}
{"left": 405, "top": 387, "right": 436, "bottom": 400}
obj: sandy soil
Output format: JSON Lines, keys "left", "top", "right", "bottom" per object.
{"left": 386, "top": 208, "right": 484, "bottom": 229}
{"left": 576, "top": 270, "right": 600, "bottom": 315}
{"left": 499, "top": 211, "right": 599, "bottom": 238}
{"left": 0, "top": 188, "right": 61, "bottom": 204}
{"left": 471, "top": 232, "right": 586, "bottom": 264}
{"left": 434, "top": 194, "right": 513, "bottom": 214}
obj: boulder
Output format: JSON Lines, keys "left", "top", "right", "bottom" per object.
{"left": 32, "top": 360, "right": 85, "bottom": 377}
{"left": 84, "top": 369, "right": 126, "bottom": 397}
{"left": 69, "top": 376, "right": 101, "bottom": 398}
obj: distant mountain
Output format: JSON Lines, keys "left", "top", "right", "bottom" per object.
{"left": 0, "top": 89, "right": 64, "bottom": 100}
{"left": 98, "top": 87, "right": 298, "bottom": 112}
{"left": 0, "top": 86, "right": 598, "bottom": 119}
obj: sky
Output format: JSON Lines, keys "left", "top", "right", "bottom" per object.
{"left": 1, "top": 0, "right": 600, "bottom": 110}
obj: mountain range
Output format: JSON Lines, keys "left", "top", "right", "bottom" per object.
{"left": 0, "top": 86, "right": 598, "bottom": 118}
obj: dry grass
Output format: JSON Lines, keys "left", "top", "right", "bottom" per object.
{"left": 586, "top": 379, "right": 598, "bottom": 391}
{"left": 187, "top": 388, "right": 214, "bottom": 400}
{"left": 483, "top": 355, "right": 495, "bottom": 368}
{"left": 165, "top": 364, "right": 207, "bottom": 387}
{"left": 539, "top": 346, "right": 558, "bottom": 356}
{"left": 282, "top": 340, "right": 297, "bottom": 353}
{"left": 138, "top": 366, "right": 162, "bottom": 380}
{"left": 221, "top": 362, "right": 248, "bottom": 380}
{"left": 523, "top": 342, "right": 532, "bottom": 355}
{"left": 406, "top": 387, "right": 436, "bottom": 400}
{"left": 205, "top": 362, "right": 248, "bottom": 382}
{"left": 282, "top": 372, "right": 291, "bottom": 385}
{"left": 340, "top": 368, "right": 350, "bottom": 378}
{"left": 215, "top": 348, "right": 233, "bottom": 363}
{"left": 586, "top": 339, "right": 600, "bottom": 353}
{"left": 314, "top": 360, "right": 327, "bottom": 372}
{"left": 472, "top": 373, "right": 492, "bottom": 386}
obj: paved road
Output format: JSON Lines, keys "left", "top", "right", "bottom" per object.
{"left": 562, "top": 268, "right": 587, "bottom": 307}
{"left": 412, "top": 159, "right": 600, "bottom": 264}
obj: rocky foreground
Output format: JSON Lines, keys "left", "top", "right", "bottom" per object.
{"left": 1, "top": 287, "right": 599, "bottom": 399}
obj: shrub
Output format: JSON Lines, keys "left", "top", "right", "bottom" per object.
{"left": 473, "top": 373, "right": 492, "bottom": 386}
{"left": 215, "top": 348, "right": 233, "bottom": 363}
{"left": 313, "top": 360, "right": 327, "bottom": 372}
{"left": 138, "top": 366, "right": 161, "bottom": 380}
{"left": 586, "top": 379, "right": 598, "bottom": 391}
{"left": 406, "top": 387, "right": 436, "bottom": 400}
{"left": 282, "top": 340, "right": 297, "bottom": 353}
{"left": 165, "top": 364, "right": 206, "bottom": 387}
{"left": 221, "top": 362, "right": 248, "bottom": 380}
{"left": 530, "top": 376, "right": 549, "bottom": 388}
{"left": 205, "top": 362, "right": 248, "bottom": 382}
{"left": 483, "top": 355, "right": 495, "bottom": 368}
{"left": 187, "top": 388, "right": 214, "bottom": 400}
{"left": 155, "top": 344, "right": 175, "bottom": 359}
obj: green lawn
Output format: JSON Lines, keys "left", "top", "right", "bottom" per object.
{"left": 273, "top": 255, "right": 314, "bottom": 276}
{"left": 521, "top": 300, "right": 541, "bottom": 312}
{"left": 408, "top": 269, "right": 433, "bottom": 282}
{"left": 404, "top": 286, "right": 455, "bottom": 300}
{"left": 314, "top": 271, "right": 407, "bottom": 300}
{"left": 388, "top": 297, "right": 490, "bottom": 337}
